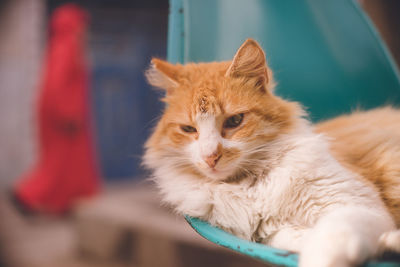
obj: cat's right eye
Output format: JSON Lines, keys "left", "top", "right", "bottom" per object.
{"left": 180, "top": 125, "right": 197, "bottom": 133}
{"left": 224, "top": 113, "right": 244, "bottom": 129}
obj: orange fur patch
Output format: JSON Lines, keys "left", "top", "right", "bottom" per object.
{"left": 316, "top": 107, "right": 400, "bottom": 226}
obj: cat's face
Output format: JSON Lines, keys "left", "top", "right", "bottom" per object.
{"left": 144, "top": 39, "right": 299, "bottom": 181}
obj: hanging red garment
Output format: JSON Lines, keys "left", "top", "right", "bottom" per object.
{"left": 14, "top": 4, "right": 100, "bottom": 214}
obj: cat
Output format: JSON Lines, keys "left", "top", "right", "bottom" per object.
{"left": 143, "top": 39, "right": 400, "bottom": 267}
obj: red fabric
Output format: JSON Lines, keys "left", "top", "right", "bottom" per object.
{"left": 15, "top": 4, "right": 100, "bottom": 214}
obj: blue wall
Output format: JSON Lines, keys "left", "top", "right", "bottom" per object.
{"left": 89, "top": 3, "right": 167, "bottom": 181}
{"left": 49, "top": 0, "right": 169, "bottom": 181}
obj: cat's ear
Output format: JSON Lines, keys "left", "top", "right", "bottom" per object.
{"left": 225, "top": 39, "right": 270, "bottom": 91}
{"left": 146, "top": 58, "right": 181, "bottom": 92}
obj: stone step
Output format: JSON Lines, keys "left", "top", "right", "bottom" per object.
{"left": 74, "top": 182, "right": 268, "bottom": 267}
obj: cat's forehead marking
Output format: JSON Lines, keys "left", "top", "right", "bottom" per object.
{"left": 193, "top": 87, "right": 220, "bottom": 115}
{"left": 199, "top": 95, "right": 208, "bottom": 113}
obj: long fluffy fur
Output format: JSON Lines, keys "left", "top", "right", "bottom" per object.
{"left": 143, "top": 39, "right": 400, "bottom": 267}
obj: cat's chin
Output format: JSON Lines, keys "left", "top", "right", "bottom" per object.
{"left": 199, "top": 167, "right": 237, "bottom": 181}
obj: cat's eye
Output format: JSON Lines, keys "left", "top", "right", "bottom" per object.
{"left": 180, "top": 125, "right": 197, "bottom": 133}
{"left": 224, "top": 113, "right": 244, "bottom": 129}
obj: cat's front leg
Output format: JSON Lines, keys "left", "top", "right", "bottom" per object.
{"left": 299, "top": 205, "right": 395, "bottom": 267}
{"left": 378, "top": 229, "right": 400, "bottom": 253}
{"left": 267, "top": 227, "right": 310, "bottom": 252}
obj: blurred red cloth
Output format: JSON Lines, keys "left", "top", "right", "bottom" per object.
{"left": 15, "top": 4, "right": 100, "bottom": 214}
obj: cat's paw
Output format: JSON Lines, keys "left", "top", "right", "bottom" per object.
{"left": 299, "top": 232, "right": 368, "bottom": 267}
{"left": 378, "top": 230, "right": 400, "bottom": 253}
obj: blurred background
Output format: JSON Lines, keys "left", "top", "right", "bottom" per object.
{"left": 0, "top": 0, "right": 399, "bottom": 267}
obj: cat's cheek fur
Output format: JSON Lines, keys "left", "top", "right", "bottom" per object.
{"left": 155, "top": 168, "right": 213, "bottom": 217}
{"left": 186, "top": 141, "right": 208, "bottom": 170}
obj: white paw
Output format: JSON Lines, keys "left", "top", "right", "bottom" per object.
{"left": 378, "top": 230, "right": 400, "bottom": 253}
{"left": 299, "top": 233, "right": 368, "bottom": 267}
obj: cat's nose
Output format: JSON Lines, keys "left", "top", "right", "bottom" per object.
{"left": 204, "top": 153, "right": 222, "bottom": 169}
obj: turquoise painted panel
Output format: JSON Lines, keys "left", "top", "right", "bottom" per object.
{"left": 186, "top": 216, "right": 298, "bottom": 266}
{"left": 168, "top": 0, "right": 400, "bottom": 122}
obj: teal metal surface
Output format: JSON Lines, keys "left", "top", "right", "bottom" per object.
{"left": 169, "top": 0, "right": 400, "bottom": 265}
{"left": 168, "top": 0, "right": 400, "bottom": 122}
{"left": 185, "top": 216, "right": 298, "bottom": 267}
{"left": 186, "top": 217, "right": 400, "bottom": 267}
{"left": 167, "top": 0, "right": 184, "bottom": 64}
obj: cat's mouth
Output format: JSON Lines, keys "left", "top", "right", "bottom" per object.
{"left": 201, "top": 165, "right": 238, "bottom": 181}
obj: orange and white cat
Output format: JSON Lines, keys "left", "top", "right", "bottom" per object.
{"left": 143, "top": 39, "right": 400, "bottom": 267}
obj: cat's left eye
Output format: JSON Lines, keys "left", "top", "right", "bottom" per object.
{"left": 224, "top": 113, "right": 244, "bottom": 129}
